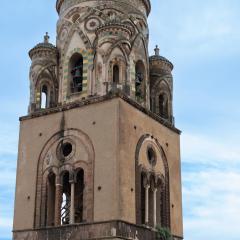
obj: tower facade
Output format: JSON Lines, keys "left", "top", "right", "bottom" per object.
{"left": 13, "top": 1, "right": 183, "bottom": 240}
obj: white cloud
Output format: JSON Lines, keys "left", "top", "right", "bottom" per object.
{"left": 0, "top": 218, "right": 13, "bottom": 228}
{"left": 183, "top": 169, "right": 240, "bottom": 240}
{"left": 0, "top": 218, "right": 13, "bottom": 239}
{"left": 182, "top": 130, "right": 240, "bottom": 239}
{"left": 0, "top": 170, "right": 16, "bottom": 188}
{"left": 149, "top": 0, "right": 240, "bottom": 58}
{"left": 181, "top": 132, "right": 240, "bottom": 165}
{"left": 0, "top": 122, "right": 18, "bottom": 156}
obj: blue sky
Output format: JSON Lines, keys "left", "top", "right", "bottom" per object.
{"left": 0, "top": 0, "right": 240, "bottom": 239}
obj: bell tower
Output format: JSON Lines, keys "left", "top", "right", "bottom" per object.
{"left": 13, "top": 1, "right": 183, "bottom": 240}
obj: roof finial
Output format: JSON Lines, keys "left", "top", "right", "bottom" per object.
{"left": 154, "top": 45, "right": 160, "bottom": 56}
{"left": 44, "top": 32, "right": 50, "bottom": 43}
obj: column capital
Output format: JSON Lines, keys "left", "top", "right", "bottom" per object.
{"left": 144, "top": 182, "right": 150, "bottom": 189}
{"left": 69, "top": 179, "right": 76, "bottom": 184}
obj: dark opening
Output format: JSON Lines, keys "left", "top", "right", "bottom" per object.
{"left": 135, "top": 61, "right": 145, "bottom": 100}
{"left": 159, "top": 94, "right": 169, "bottom": 119}
{"left": 141, "top": 173, "right": 145, "bottom": 224}
{"left": 70, "top": 54, "right": 83, "bottom": 93}
{"left": 46, "top": 172, "right": 56, "bottom": 226}
{"left": 62, "top": 143, "right": 72, "bottom": 157}
{"left": 147, "top": 147, "right": 156, "bottom": 166}
{"left": 113, "top": 65, "right": 119, "bottom": 83}
{"left": 75, "top": 169, "right": 84, "bottom": 223}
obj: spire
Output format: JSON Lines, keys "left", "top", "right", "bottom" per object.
{"left": 154, "top": 45, "right": 160, "bottom": 56}
{"left": 44, "top": 32, "right": 50, "bottom": 43}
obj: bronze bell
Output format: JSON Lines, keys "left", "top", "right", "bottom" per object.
{"left": 74, "top": 67, "right": 82, "bottom": 78}
{"left": 135, "top": 73, "right": 143, "bottom": 85}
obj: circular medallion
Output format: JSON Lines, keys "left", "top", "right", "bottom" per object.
{"left": 85, "top": 17, "right": 100, "bottom": 32}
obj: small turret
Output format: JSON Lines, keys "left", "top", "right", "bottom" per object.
{"left": 149, "top": 46, "right": 174, "bottom": 125}
{"left": 28, "top": 33, "right": 59, "bottom": 113}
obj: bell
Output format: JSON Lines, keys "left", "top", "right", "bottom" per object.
{"left": 136, "top": 72, "right": 143, "bottom": 85}
{"left": 74, "top": 68, "right": 81, "bottom": 78}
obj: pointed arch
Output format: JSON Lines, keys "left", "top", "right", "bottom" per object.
{"left": 131, "top": 33, "right": 148, "bottom": 59}
{"left": 33, "top": 64, "right": 58, "bottom": 110}
{"left": 104, "top": 39, "right": 130, "bottom": 63}
{"left": 151, "top": 78, "right": 173, "bottom": 120}
{"left": 62, "top": 25, "right": 92, "bottom": 55}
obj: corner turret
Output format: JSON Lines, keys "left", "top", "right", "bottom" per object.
{"left": 28, "top": 33, "right": 58, "bottom": 113}
{"left": 149, "top": 46, "right": 174, "bottom": 124}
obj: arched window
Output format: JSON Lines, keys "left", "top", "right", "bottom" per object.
{"left": 135, "top": 61, "right": 145, "bottom": 100}
{"left": 113, "top": 65, "right": 119, "bottom": 83}
{"left": 75, "top": 169, "right": 84, "bottom": 223}
{"left": 41, "top": 85, "right": 48, "bottom": 109}
{"left": 70, "top": 54, "right": 83, "bottom": 93}
{"left": 141, "top": 173, "right": 146, "bottom": 224}
{"left": 46, "top": 172, "right": 56, "bottom": 226}
{"left": 159, "top": 93, "right": 169, "bottom": 119}
{"left": 61, "top": 172, "right": 71, "bottom": 225}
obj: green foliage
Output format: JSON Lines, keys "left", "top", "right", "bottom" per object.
{"left": 156, "top": 226, "right": 173, "bottom": 240}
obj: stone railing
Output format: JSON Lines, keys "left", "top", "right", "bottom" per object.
{"left": 13, "top": 220, "right": 183, "bottom": 240}
{"left": 13, "top": 220, "right": 156, "bottom": 240}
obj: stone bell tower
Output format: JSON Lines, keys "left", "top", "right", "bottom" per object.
{"left": 13, "top": 0, "right": 183, "bottom": 240}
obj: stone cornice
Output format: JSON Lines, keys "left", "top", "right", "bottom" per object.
{"left": 29, "top": 44, "right": 58, "bottom": 60}
{"left": 96, "top": 22, "right": 133, "bottom": 37}
{"left": 149, "top": 55, "right": 174, "bottom": 71}
{"left": 20, "top": 93, "right": 181, "bottom": 134}
{"left": 56, "top": 0, "right": 151, "bottom": 16}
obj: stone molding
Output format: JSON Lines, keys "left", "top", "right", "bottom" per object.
{"left": 56, "top": 0, "right": 151, "bottom": 16}
{"left": 19, "top": 93, "right": 181, "bottom": 134}
{"left": 13, "top": 220, "right": 183, "bottom": 240}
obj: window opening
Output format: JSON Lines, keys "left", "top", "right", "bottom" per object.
{"left": 159, "top": 94, "right": 169, "bottom": 119}
{"left": 61, "top": 172, "right": 71, "bottom": 225}
{"left": 71, "top": 55, "right": 83, "bottom": 93}
{"left": 113, "top": 65, "right": 119, "bottom": 83}
{"left": 46, "top": 173, "right": 56, "bottom": 226}
{"left": 141, "top": 173, "right": 145, "bottom": 224}
{"left": 41, "top": 85, "right": 48, "bottom": 109}
{"left": 62, "top": 143, "right": 73, "bottom": 158}
{"left": 147, "top": 147, "right": 157, "bottom": 166}
{"left": 75, "top": 169, "right": 84, "bottom": 223}
{"left": 135, "top": 61, "right": 145, "bottom": 100}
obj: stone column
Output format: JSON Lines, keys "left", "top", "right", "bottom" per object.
{"left": 145, "top": 184, "right": 150, "bottom": 225}
{"left": 153, "top": 188, "right": 157, "bottom": 227}
{"left": 70, "top": 181, "right": 75, "bottom": 224}
{"left": 55, "top": 180, "right": 63, "bottom": 226}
